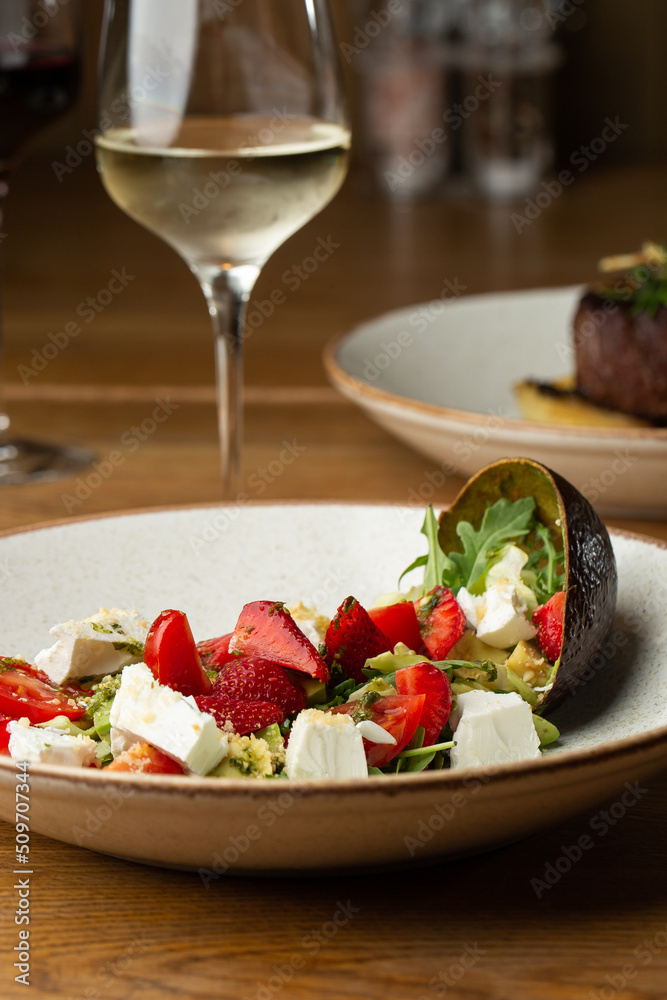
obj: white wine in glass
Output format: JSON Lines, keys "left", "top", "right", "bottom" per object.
{"left": 96, "top": 0, "right": 350, "bottom": 496}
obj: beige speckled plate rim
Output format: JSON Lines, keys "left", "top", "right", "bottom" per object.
{"left": 1, "top": 500, "right": 666, "bottom": 796}
{"left": 323, "top": 332, "right": 667, "bottom": 444}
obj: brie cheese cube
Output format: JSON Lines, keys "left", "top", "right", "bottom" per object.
{"left": 109, "top": 663, "right": 227, "bottom": 776}
{"left": 284, "top": 709, "right": 368, "bottom": 780}
{"left": 8, "top": 719, "right": 98, "bottom": 768}
{"left": 449, "top": 690, "right": 540, "bottom": 769}
{"left": 457, "top": 582, "right": 537, "bottom": 649}
{"left": 34, "top": 608, "right": 149, "bottom": 685}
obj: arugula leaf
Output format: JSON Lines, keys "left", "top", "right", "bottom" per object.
{"left": 421, "top": 506, "right": 457, "bottom": 592}
{"left": 524, "top": 520, "right": 566, "bottom": 604}
{"left": 451, "top": 497, "right": 536, "bottom": 593}
{"left": 399, "top": 506, "right": 457, "bottom": 593}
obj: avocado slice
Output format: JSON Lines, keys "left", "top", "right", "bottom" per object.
{"left": 437, "top": 457, "right": 617, "bottom": 714}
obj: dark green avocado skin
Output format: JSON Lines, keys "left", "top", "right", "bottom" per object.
{"left": 545, "top": 468, "right": 618, "bottom": 713}
{"left": 438, "top": 458, "right": 618, "bottom": 716}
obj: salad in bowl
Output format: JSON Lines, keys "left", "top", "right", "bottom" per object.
{"left": 0, "top": 459, "right": 617, "bottom": 781}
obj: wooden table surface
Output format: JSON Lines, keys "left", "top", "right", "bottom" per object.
{"left": 1, "top": 153, "right": 666, "bottom": 999}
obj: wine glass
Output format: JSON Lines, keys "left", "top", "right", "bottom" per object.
{"left": 96, "top": 0, "right": 350, "bottom": 497}
{"left": 0, "top": 0, "right": 94, "bottom": 484}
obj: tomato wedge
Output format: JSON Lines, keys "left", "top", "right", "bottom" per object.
{"left": 395, "top": 662, "right": 452, "bottom": 747}
{"left": 333, "top": 693, "right": 425, "bottom": 768}
{"left": 106, "top": 742, "right": 185, "bottom": 774}
{"left": 0, "top": 717, "right": 11, "bottom": 754}
{"left": 367, "top": 601, "right": 424, "bottom": 653}
{"left": 144, "top": 610, "right": 212, "bottom": 698}
{"left": 0, "top": 660, "right": 85, "bottom": 724}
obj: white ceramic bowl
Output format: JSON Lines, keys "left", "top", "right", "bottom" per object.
{"left": 0, "top": 504, "right": 666, "bottom": 873}
{"left": 324, "top": 287, "right": 667, "bottom": 518}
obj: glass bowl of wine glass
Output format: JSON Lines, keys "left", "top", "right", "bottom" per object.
{"left": 96, "top": 0, "right": 351, "bottom": 497}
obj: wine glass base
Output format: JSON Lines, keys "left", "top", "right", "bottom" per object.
{"left": 0, "top": 437, "right": 94, "bottom": 486}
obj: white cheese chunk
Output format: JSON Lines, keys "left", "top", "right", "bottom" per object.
{"left": 110, "top": 725, "right": 140, "bottom": 757}
{"left": 449, "top": 690, "right": 540, "bottom": 769}
{"left": 355, "top": 719, "right": 397, "bottom": 745}
{"left": 287, "top": 602, "right": 329, "bottom": 647}
{"left": 284, "top": 709, "right": 368, "bottom": 780}
{"left": 8, "top": 719, "right": 98, "bottom": 768}
{"left": 34, "top": 608, "right": 149, "bottom": 685}
{"left": 109, "top": 663, "right": 227, "bottom": 776}
{"left": 457, "top": 581, "right": 537, "bottom": 649}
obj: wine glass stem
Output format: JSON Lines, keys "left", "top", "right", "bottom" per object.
{"left": 195, "top": 263, "right": 261, "bottom": 499}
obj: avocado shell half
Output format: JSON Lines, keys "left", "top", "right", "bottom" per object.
{"left": 437, "top": 458, "right": 618, "bottom": 715}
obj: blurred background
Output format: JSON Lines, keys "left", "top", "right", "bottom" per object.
{"left": 60, "top": 0, "right": 667, "bottom": 183}
{"left": 2, "top": 0, "right": 666, "bottom": 505}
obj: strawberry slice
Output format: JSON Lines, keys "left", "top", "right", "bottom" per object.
{"left": 413, "top": 586, "right": 466, "bottom": 660}
{"left": 213, "top": 656, "right": 306, "bottom": 716}
{"left": 107, "top": 742, "right": 185, "bottom": 774}
{"left": 533, "top": 590, "right": 566, "bottom": 663}
{"left": 324, "top": 596, "right": 392, "bottom": 683}
{"left": 230, "top": 601, "right": 329, "bottom": 681}
{"left": 196, "top": 633, "right": 237, "bottom": 671}
{"left": 196, "top": 691, "right": 284, "bottom": 736}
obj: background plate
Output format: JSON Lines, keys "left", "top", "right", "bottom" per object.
{"left": 0, "top": 504, "right": 666, "bottom": 873}
{"left": 324, "top": 287, "right": 667, "bottom": 518}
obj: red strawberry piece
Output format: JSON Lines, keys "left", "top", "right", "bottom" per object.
{"left": 196, "top": 633, "right": 237, "bottom": 671}
{"left": 413, "top": 586, "right": 466, "bottom": 660}
{"left": 533, "top": 590, "right": 566, "bottom": 663}
{"left": 196, "top": 691, "right": 284, "bottom": 736}
{"left": 213, "top": 656, "right": 306, "bottom": 716}
{"left": 324, "top": 596, "right": 392, "bottom": 683}
{"left": 230, "top": 601, "right": 329, "bottom": 681}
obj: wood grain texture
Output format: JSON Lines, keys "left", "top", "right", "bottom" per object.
{"left": 1, "top": 156, "right": 667, "bottom": 999}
